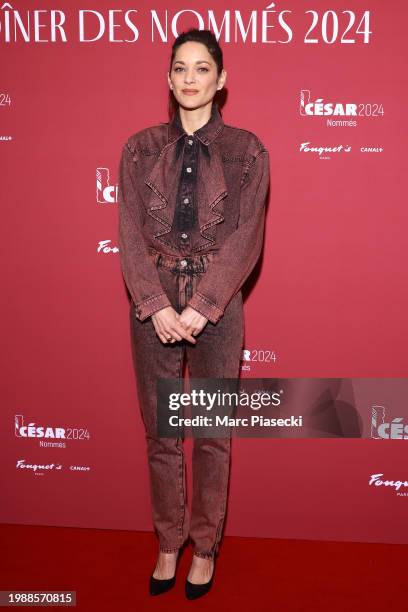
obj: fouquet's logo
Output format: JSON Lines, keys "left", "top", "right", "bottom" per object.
{"left": 369, "top": 473, "right": 408, "bottom": 495}
{"left": 16, "top": 459, "right": 62, "bottom": 472}
{"left": 299, "top": 142, "right": 352, "bottom": 156}
{"left": 96, "top": 167, "right": 117, "bottom": 204}
{"left": 370, "top": 405, "right": 408, "bottom": 440}
{"left": 97, "top": 240, "right": 119, "bottom": 253}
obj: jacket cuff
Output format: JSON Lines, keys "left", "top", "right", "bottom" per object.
{"left": 187, "top": 291, "right": 224, "bottom": 325}
{"left": 135, "top": 292, "right": 172, "bottom": 321}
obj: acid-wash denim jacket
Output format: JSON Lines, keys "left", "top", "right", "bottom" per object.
{"left": 117, "top": 103, "right": 270, "bottom": 325}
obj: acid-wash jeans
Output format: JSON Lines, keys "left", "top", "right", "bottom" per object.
{"left": 129, "top": 246, "right": 244, "bottom": 560}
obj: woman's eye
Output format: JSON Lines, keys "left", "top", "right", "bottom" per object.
{"left": 173, "top": 66, "right": 209, "bottom": 73}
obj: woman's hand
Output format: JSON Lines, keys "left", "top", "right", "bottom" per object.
{"left": 151, "top": 306, "right": 198, "bottom": 345}
{"left": 178, "top": 306, "right": 208, "bottom": 338}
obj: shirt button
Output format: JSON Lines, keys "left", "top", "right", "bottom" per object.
{"left": 186, "top": 167, "right": 192, "bottom": 173}
{"left": 183, "top": 198, "right": 189, "bottom": 203}
{"left": 181, "top": 233, "right": 188, "bottom": 239}
{"left": 180, "top": 259, "right": 188, "bottom": 267}
{"left": 188, "top": 139, "right": 193, "bottom": 145}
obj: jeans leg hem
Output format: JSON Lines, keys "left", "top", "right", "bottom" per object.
{"left": 193, "top": 550, "right": 216, "bottom": 560}
{"left": 159, "top": 546, "right": 180, "bottom": 553}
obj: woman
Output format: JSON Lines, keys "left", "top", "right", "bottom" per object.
{"left": 118, "top": 28, "right": 270, "bottom": 599}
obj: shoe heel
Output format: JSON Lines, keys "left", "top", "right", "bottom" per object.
{"left": 185, "top": 556, "right": 216, "bottom": 600}
{"left": 149, "top": 574, "right": 176, "bottom": 596}
{"left": 149, "top": 548, "right": 181, "bottom": 596}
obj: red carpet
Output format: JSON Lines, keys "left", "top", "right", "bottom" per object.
{"left": 1, "top": 524, "right": 406, "bottom": 611}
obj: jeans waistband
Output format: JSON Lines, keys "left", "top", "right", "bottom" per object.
{"left": 147, "top": 246, "right": 216, "bottom": 274}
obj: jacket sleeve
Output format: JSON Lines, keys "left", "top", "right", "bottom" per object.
{"left": 187, "top": 148, "right": 270, "bottom": 324}
{"left": 117, "top": 141, "right": 172, "bottom": 321}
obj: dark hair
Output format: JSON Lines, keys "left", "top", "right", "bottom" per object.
{"left": 168, "top": 28, "right": 224, "bottom": 116}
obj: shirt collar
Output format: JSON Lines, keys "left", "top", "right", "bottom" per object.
{"left": 168, "top": 102, "right": 224, "bottom": 146}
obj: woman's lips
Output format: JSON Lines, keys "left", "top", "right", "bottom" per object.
{"left": 182, "top": 90, "right": 199, "bottom": 95}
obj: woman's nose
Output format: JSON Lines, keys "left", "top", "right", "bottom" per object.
{"left": 184, "top": 72, "right": 196, "bottom": 84}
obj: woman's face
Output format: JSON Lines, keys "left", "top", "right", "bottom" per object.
{"left": 168, "top": 41, "right": 226, "bottom": 110}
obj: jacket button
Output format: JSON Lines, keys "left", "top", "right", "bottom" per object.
{"left": 186, "top": 167, "right": 192, "bottom": 173}
{"left": 188, "top": 139, "right": 193, "bottom": 145}
{"left": 180, "top": 259, "right": 188, "bottom": 267}
{"left": 181, "top": 233, "right": 188, "bottom": 239}
{"left": 183, "top": 198, "right": 189, "bottom": 203}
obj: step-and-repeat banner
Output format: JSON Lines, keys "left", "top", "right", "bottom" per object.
{"left": 1, "top": 1, "right": 407, "bottom": 543}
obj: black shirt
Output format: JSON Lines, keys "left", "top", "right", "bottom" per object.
{"left": 170, "top": 104, "right": 219, "bottom": 251}
{"left": 173, "top": 131, "right": 199, "bottom": 234}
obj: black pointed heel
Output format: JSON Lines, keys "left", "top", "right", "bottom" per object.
{"left": 149, "top": 573, "right": 176, "bottom": 596}
{"left": 185, "top": 556, "right": 216, "bottom": 600}
{"left": 149, "top": 549, "right": 181, "bottom": 596}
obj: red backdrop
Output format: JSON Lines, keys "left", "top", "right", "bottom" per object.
{"left": 1, "top": 0, "right": 407, "bottom": 543}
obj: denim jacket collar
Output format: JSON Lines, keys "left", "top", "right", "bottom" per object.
{"left": 144, "top": 102, "right": 228, "bottom": 251}
{"left": 168, "top": 102, "right": 224, "bottom": 146}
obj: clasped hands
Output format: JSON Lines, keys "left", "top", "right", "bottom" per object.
{"left": 151, "top": 305, "right": 208, "bottom": 345}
